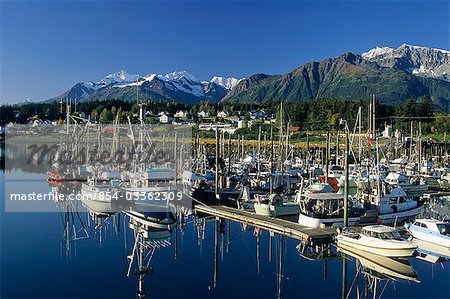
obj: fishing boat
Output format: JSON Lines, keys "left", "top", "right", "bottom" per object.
{"left": 296, "top": 193, "right": 369, "bottom": 228}
{"left": 404, "top": 218, "right": 450, "bottom": 247}
{"left": 253, "top": 193, "right": 299, "bottom": 217}
{"left": 121, "top": 166, "right": 176, "bottom": 200}
{"left": 384, "top": 172, "right": 428, "bottom": 195}
{"left": 336, "top": 225, "right": 417, "bottom": 257}
{"left": 361, "top": 185, "right": 422, "bottom": 224}
{"left": 81, "top": 171, "right": 121, "bottom": 203}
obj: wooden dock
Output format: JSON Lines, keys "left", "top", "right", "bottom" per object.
{"left": 195, "top": 205, "right": 336, "bottom": 244}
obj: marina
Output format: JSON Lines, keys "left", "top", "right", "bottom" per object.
{"left": 2, "top": 1, "right": 450, "bottom": 298}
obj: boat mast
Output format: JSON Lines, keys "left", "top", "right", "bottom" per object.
{"left": 358, "top": 106, "right": 362, "bottom": 164}
{"left": 344, "top": 127, "right": 349, "bottom": 227}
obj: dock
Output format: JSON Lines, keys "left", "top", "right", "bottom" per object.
{"left": 195, "top": 205, "right": 336, "bottom": 244}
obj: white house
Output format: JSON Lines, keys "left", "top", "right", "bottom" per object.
{"left": 238, "top": 120, "right": 247, "bottom": 129}
{"left": 217, "top": 111, "right": 228, "bottom": 118}
{"left": 159, "top": 113, "right": 174, "bottom": 124}
{"left": 197, "top": 111, "right": 210, "bottom": 118}
{"left": 174, "top": 110, "right": 189, "bottom": 118}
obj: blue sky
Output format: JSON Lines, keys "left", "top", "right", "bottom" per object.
{"left": 1, "top": 0, "right": 449, "bottom": 103}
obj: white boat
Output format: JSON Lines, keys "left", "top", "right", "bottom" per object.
{"left": 336, "top": 225, "right": 417, "bottom": 257}
{"left": 384, "top": 172, "right": 428, "bottom": 195}
{"left": 253, "top": 193, "right": 299, "bottom": 217}
{"left": 361, "top": 185, "right": 422, "bottom": 224}
{"left": 405, "top": 218, "right": 450, "bottom": 248}
{"left": 81, "top": 171, "right": 121, "bottom": 203}
{"left": 297, "top": 193, "right": 368, "bottom": 228}
{"left": 121, "top": 167, "right": 176, "bottom": 198}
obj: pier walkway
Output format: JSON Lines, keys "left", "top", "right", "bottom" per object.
{"left": 195, "top": 205, "right": 335, "bottom": 244}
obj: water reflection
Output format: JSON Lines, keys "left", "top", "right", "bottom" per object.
{"left": 126, "top": 210, "right": 174, "bottom": 299}
{"left": 2, "top": 145, "right": 450, "bottom": 298}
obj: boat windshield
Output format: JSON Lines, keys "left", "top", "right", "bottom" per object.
{"left": 363, "top": 229, "right": 403, "bottom": 240}
{"left": 378, "top": 231, "right": 403, "bottom": 240}
{"left": 436, "top": 223, "right": 450, "bottom": 235}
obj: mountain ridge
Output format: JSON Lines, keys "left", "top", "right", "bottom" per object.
{"left": 45, "top": 70, "right": 243, "bottom": 105}
{"left": 42, "top": 44, "right": 450, "bottom": 109}
{"left": 222, "top": 45, "right": 450, "bottom": 111}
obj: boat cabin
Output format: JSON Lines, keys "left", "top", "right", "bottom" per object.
{"left": 412, "top": 219, "right": 450, "bottom": 235}
{"left": 361, "top": 225, "right": 404, "bottom": 240}
{"left": 299, "top": 193, "right": 348, "bottom": 218}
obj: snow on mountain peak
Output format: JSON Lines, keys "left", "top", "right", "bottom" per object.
{"left": 361, "top": 46, "right": 394, "bottom": 60}
{"left": 158, "top": 71, "right": 199, "bottom": 83}
{"left": 210, "top": 76, "right": 242, "bottom": 90}
{"left": 400, "top": 43, "right": 450, "bottom": 55}
{"left": 99, "top": 70, "right": 141, "bottom": 85}
{"left": 361, "top": 44, "right": 450, "bottom": 81}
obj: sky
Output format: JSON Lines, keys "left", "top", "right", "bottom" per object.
{"left": 0, "top": 0, "right": 449, "bottom": 103}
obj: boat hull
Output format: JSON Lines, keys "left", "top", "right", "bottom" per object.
{"left": 379, "top": 205, "right": 422, "bottom": 225}
{"left": 336, "top": 235, "right": 417, "bottom": 257}
{"left": 254, "top": 203, "right": 300, "bottom": 217}
{"left": 298, "top": 213, "right": 361, "bottom": 228}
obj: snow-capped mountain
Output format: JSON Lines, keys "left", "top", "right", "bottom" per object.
{"left": 46, "top": 70, "right": 242, "bottom": 104}
{"left": 97, "top": 70, "right": 141, "bottom": 87}
{"left": 210, "top": 76, "right": 242, "bottom": 90}
{"left": 362, "top": 44, "right": 450, "bottom": 81}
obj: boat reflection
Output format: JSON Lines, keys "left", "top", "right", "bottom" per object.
{"left": 125, "top": 208, "right": 175, "bottom": 299}
{"left": 338, "top": 244, "right": 419, "bottom": 299}
{"left": 413, "top": 239, "right": 450, "bottom": 264}
{"left": 50, "top": 182, "right": 89, "bottom": 258}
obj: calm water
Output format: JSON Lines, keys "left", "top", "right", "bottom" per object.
{"left": 1, "top": 145, "right": 450, "bottom": 299}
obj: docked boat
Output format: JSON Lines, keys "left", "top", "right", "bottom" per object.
{"left": 253, "top": 193, "right": 299, "bottom": 217}
{"left": 121, "top": 166, "right": 176, "bottom": 200}
{"left": 81, "top": 171, "right": 121, "bottom": 203}
{"left": 297, "top": 193, "right": 369, "bottom": 228}
{"left": 124, "top": 202, "right": 177, "bottom": 231}
{"left": 384, "top": 172, "right": 428, "bottom": 196}
{"left": 361, "top": 185, "right": 422, "bottom": 224}
{"left": 336, "top": 225, "right": 417, "bottom": 257}
{"left": 404, "top": 218, "right": 450, "bottom": 248}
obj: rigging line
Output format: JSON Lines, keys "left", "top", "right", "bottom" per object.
{"left": 377, "top": 280, "right": 390, "bottom": 299}
{"left": 237, "top": 231, "right": 259, "bottom": 265}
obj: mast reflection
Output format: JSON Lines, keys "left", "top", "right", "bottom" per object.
{"left": 338, "top": 244, "right": 420, "bottom": 299}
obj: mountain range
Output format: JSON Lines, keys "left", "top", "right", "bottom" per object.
{"left": 44, "top": 44, "right": 450, "bottom": 110}
{"left": 46, "top": 70, "right": 242, "bottom": 105}
{"left": 222, "top": 44, "right": 450, "bottom": 110}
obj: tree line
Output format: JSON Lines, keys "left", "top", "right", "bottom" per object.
{"left": 2, "top": 96, "right": 448, "bottom": 137}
